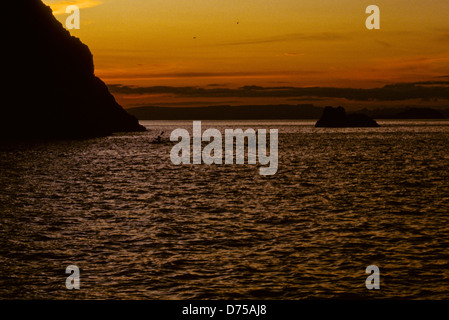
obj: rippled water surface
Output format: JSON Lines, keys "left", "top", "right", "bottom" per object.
{"left": 1, "top": 120, "right": 449, "bottom": 299}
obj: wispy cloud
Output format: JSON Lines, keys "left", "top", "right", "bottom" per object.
{"left": 128, "top": 100, "right": 240, "bottom": 107}
{"left": 100, "top": 70, "right": 320, "bottom": 81}
{"left": 220, "top": 32, "right": 350, "bottom": 46}
{"left": 47, "top": 0, "right": 102, "bottom": 15}
{"left": 375, "top": 40, "right": 393, "bottom": 48}
{"left": 282, "top": 53, "right": 305, "bottom": 57}
{"left": 439, "top": 33, "right": 449, "bottom": 41}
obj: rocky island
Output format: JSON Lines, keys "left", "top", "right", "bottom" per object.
{"left": 1, "top": 0, "right": 145, "bottom": 139}
{"left": 315, "top": 106, "right": 380, "bottom": 128}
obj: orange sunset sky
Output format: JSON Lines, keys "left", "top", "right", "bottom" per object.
{"left": 43, "top": 0, "right": 449, "bottom": 109}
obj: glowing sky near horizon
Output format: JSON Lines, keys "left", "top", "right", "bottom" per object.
{"left": 43, "top": 0, "right": 449, "bottom": 107}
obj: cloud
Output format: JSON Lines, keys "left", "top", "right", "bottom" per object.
{"left": 101, "top": 70, "right": 320, "bottom": 81}
{"left": 288, "top": 97, "right": 329, "bottom": 102}
{"left": 128, "top": 100, "right": 240, "bottom": 107}
{"left": 434, "top": 28, "right": 449, "bottom": 41}
{"left": 136, "top": 71, "right": 278, "bottom": 78}
{"left": 47, "top": 0, "right": 102, "bottom": 15}
{"left": 375, "top": 40, "right": 393, "bottom": 48}
{"left": 283, "top": 53, "right": 305, "bottom": 57}
{"left": 220, "top": 32, "right": 350, "bottom": 46}
{"left": 108, "top": 80, "right": 449, "bottom": 102}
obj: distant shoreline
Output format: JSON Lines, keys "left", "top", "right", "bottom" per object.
{"left": 127, "top": 105, "right": 449, "bottom": 120}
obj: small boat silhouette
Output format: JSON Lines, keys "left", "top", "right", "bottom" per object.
{"left": 151, "top": 131, "right": 165, "bottom": 144}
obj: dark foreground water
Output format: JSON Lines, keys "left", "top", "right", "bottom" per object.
{"left": 0, "top": 120, "right": 448, "bottom": 299}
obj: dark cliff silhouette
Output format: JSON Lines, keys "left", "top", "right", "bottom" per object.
{"left": 315, "top": 106, "right": 380, "bottom": 127}
{"left": 1, "top": 0, "right": 145, "bottom": 139}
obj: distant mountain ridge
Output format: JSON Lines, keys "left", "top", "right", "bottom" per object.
{"left": 126, "top": 104, "right": 323, "bottom": 120}
{"left": 367, "top": 107, "right": 446, "bottom": 119}
{"left": 127, "top": 105, "right": 449, "bottom": 120}
{"left": 1, "top": 0, "right": 145, "bottom": 139}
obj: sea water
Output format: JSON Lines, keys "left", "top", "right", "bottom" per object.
{"left": 0, "top": 120, "right": 448, "bottom": 299}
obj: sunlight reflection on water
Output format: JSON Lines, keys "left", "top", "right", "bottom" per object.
{"left": 0, "top": 120, "right": 448, "bottom": 299}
